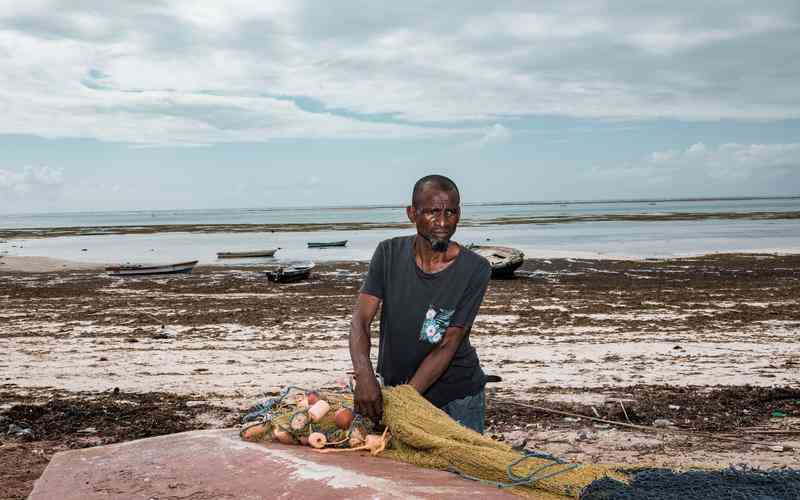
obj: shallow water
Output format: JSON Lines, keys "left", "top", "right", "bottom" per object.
{"left": 2, "top": 198, "right": 799, "bottom": 263}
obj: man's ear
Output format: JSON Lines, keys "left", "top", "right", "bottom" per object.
{"left": 406, "top": 205, "right": 416, "bottom": 224}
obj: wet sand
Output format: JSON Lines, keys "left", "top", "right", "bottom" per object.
{"left": 2, "top": 253, "right": 799, "bottom": 498}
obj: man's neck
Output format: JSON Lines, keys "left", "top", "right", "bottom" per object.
{"left": 414, "top": 235, "right": 460, "bottom": 274}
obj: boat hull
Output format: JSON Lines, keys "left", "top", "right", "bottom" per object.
{"left": 307, "top": 241, "right": 347, "bottom": 248}
{"left": 217, "top": 250, "right": 277, "bottom": 258}
{"left": 265, "top": 264, "right": 315, "bottom": 283}
{"left": 468, "top": 245, "right": 525, "bottom": 279}
{"left": 105, "top": 260, "right": 199, "bottom": 277}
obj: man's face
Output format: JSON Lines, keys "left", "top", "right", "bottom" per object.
{"left": 407, "top": 187, "right": 460, "bottom": 252}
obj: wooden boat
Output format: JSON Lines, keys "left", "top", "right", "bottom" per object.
{"left": 307, "top": 240, "right": 347, "bottom": 248}
{"left": 216, "top": 249, "right": 277, "bottom": 259}
{"left": 265, "top": 262, "right": 315, "bottom": 283}
{"left": 105, "top": 260, "right": 198, "bottom": 277}
{"left": 467, "top": 245, "right": 524, "bottom": 278}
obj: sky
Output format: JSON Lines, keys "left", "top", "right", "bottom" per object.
{"left": 1, "top": 1, "right": 799, "bottom": 213}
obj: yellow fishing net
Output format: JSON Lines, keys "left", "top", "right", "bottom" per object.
{"left": 242, "top": 384, "right": 800, "bottom": 499}
{"left": 381, "top": 385, "right": 626, "bottom": 499}
{"left": 241, "top": 384, "right": 625, "bottom": 499}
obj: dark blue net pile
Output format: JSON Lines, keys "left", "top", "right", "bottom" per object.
{"left": 581, "top": 466, "right": 800, "bottom": 500}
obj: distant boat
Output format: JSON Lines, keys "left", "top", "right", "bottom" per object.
{"left": 307, "top": 240, "right": 348, "bottom": 248}
{"left": 217, "top": 249, "right": 277, "bottom": 259}
{"left": 467, "top": 245, "right": 524, "bottom": 278}
{"left": 105, "top": 260, "right": 198, "bottom": 277}
{"left": 265, "top": 262, "right": 315, "bottom": 283}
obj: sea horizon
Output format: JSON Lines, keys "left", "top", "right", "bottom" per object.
{"left": 2, "top": 194, "right": 800, "bottom": 219}
{"left": 2, "top": 196, "right": 800, "bottom": 264}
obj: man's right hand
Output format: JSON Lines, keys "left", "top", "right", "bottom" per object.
{"left": 354, "top": 372, "right": 383, "bottom": 424}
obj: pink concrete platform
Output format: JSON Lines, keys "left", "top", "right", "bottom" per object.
{"left": 29, "top": 429, "right": 517, "bottom": 499}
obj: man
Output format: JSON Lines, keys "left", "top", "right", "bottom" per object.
{"left": 349, "top": 174, "right": 491, "bottom": 433}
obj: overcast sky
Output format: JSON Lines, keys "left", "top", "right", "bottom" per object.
{"left": 1, "top": 1, "right": 799, "bottom": 213}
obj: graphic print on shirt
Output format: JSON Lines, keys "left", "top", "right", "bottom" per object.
{"left": 419, "top": 305, "right": 455, "bottom": 344}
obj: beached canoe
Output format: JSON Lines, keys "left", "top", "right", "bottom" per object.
{"left": 105, "top": 260, "right": 198, "bottom": 277}
{"left": 467, "top": 245, "right": 524, "bottom": 278}
{"left": 216, "top": 249, "right": 277, "bottom": 259}
{"left": 265, "top": 262, "right": 315, "bottom": 283}
{"left": 307, "top": 240, "right": 347, "bottom": 248}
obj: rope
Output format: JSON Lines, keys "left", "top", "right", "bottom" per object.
{"left": 241, "top": 385, "right": 310, "bottom": 424}
{"left": 447, "top": 450, "right": 580, "bottom": 490}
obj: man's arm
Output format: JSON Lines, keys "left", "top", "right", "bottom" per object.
{"left": 349, "top": 292, "right": 383, "bottom": 423}
{"left": 408, "top": 325, "right": 467, "bottom": 394}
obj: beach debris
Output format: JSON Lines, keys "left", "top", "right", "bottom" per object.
{"left": 77, "top": 427, "right": 98, "bottom": 434}
{"left": 771, "top": 410, "right": 787, "bottom": 418}
{"left": 576, "top": 428, "right": 594, "bottom": 441}
{"left": 8, "top": 423, "right": 35, "bottom": 441}
{"left": 152, "top": 326, "right": 178, "bottom": 339}
{"left": 653, "top": 419, "right": 673, "bottom": 428}
{"left": 668, "top": 404, "right": 681, "bottom": 410}
{"left": 504, "top": 430, "right": 528, "bottom": 449}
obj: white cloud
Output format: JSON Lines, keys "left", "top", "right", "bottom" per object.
{"left": 469, "top": 124, "right": 512, "bottom": 148}
{"left": 592, "top": 142, "right": 800, "bottom": 189}
{"left": 650, "top": 142, "right": 800, "bottom": 180}
{"left": 0, "top": 165, "right": 64, "bottom": 195}
{"left": 0, "top": 2, "right": 798, "bottom": 145}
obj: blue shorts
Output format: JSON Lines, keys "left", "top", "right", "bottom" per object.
{"left": 441, "top": 389, "right": 485, "bottom": 434}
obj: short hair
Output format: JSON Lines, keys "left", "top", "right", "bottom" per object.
{"left": 411, "top": 175, "right": 460, "bottom": 207}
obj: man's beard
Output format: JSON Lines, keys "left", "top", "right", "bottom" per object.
{"left": 420, "top": 233, "right": 450, "bottom": 252}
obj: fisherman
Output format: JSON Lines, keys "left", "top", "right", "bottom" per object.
{"left": 349, "top": 174, "right": 491, "bottom": 433}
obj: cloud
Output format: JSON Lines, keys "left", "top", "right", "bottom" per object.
{"left": 590, "top": 142, "right": 800, "bottom": 191}
{"left": 648, "top": 142, "right": 800, "bottom": 180}
{"left": 0, "top": 2, "right": 799, "bottom": 145}
{"left": 474, "top": 124, "right": 512, "bottom": 148}
{"left": 0, "top": 165, "right": 64, "bottom": 195}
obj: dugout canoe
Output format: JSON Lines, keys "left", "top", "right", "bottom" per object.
{"left": 468, "top": 245, "right": 524, "bottom": 278}
{"left": 307, "top": 240, "right": 347, "bottom": 248}
{"left": 265, "top": 262, "right": 315, "bottom": 283}
{"left": 105, "top": 260, "right": 198, "bottom": 277}
{"left": 216, "top": 249, "right": 277, "bottom": 259}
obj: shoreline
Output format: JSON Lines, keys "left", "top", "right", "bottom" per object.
{"left": 2, "top": 210, "right": 800, "bottom": 239}
{"left": 3, "top": 250, "right": 800, "bottom": 273}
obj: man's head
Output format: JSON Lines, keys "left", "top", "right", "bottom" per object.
{"left": 407, "top": 175, "right": 461, "bottom": 252}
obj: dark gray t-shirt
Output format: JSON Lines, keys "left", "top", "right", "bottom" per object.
{"left": 360, "top": 235, "right": 491, "bottom": 407}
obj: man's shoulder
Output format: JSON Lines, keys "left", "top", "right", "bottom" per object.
{"left": 377, "top": 235, "right": 414, "bottom": 252}
{"left": 458, "top": 244, "right": 491, "bottom": 276}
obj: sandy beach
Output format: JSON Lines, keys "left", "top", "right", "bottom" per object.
{"left": 2, "top": 252, "right": 799, "bottom": 498}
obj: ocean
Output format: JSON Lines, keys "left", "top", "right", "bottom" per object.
{"left": 2, "top": 197, "right": 799, "bottom": 264}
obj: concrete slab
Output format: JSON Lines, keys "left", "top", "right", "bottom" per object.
{"left": 29, "top": 429, "right": 517, "bottom": 499}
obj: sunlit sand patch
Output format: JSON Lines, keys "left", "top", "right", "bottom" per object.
{"left": 473, "top": 314, "right": 520, "bottom": 326}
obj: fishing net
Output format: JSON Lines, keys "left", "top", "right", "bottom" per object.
{"left": 241, "top": 384, "right": 800, "bottom": 499}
